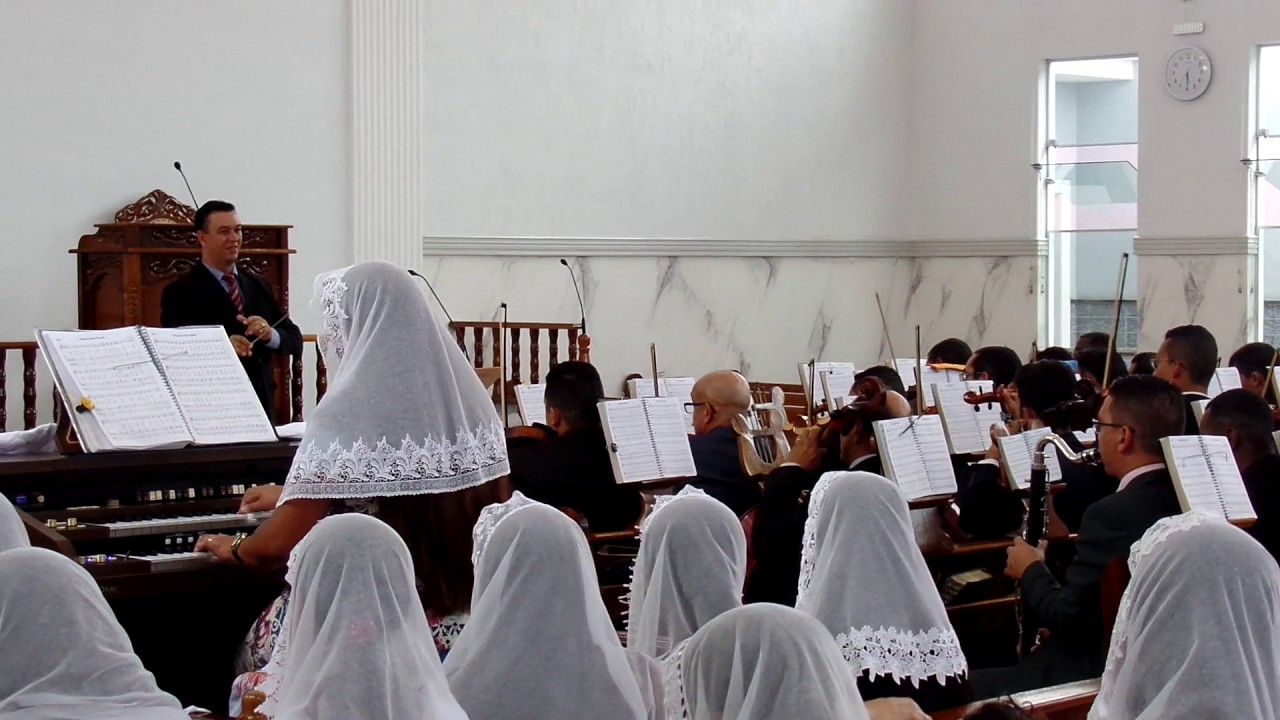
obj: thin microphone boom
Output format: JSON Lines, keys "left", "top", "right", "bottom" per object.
{"left": 407, "top": 269, "right": 456, "bottom": 327}
{"left": 559, "top": 258, "right": 587, "bottom": 334}
{"left": 173, "top": 161, "right": 200, "bottom": 208}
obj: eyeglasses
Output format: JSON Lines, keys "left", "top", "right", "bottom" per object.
{"left": 683, "top": 402, "right": 708, "bottom": 414}
{"left": 1092, "top": 419, "right": 1128, "bottom": 435}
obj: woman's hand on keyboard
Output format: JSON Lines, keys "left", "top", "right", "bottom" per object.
{"left": 239, "top": 484, "right": 283, "bottom": 514}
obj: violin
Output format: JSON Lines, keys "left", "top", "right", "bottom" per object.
{"left": 963, "top": 387, "right": 1005, "bottom": 408}
{"left": 813, "top": 377, "right": 888, "bottom": 472}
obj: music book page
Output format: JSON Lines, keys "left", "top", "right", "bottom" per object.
{"left": 625, "top": 377, "right": 696, "bottom": 432}
{"left": 1207, "top": 367, "right": 1242, "bottom": 398}
{"left": 873, "top": 414, "right": 958, "bottom": 500}
{"left": 796, "top": 362, "right": 857, "bottom": 408}
{"left": 998, "top": 427, "right": 1064, "bottom": 491}
{"left": 598, "top": 397, "right": 697, "bottom": 484}
{"left": 144, "top": 327, "right": 277, "bottom": 446}
{"left": 1161, "top": 435, "right": 1257, "bottom": 521}
{"left": 1191, "top": 399, "right": 1209, "bottom": 425}
{"left": 932, "top": 381, "right": 1001, "bottom": 454}
{"left": 892, "top": 358, "right": 962, "bottom": 409}
{"left": 514, "top": 384, "right": 547, "bottom": 426}
{"left": 37, "top": 328, "right": 191, "bottom": 452}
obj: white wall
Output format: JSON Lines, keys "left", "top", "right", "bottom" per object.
{"left": 0, "top": 1, "right": 350, "bottom": 425}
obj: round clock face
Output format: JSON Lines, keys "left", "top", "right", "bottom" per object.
{"left": 1166, "top": 46, "right": 1211, "bottom": 101}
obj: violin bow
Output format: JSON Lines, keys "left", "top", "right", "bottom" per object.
{"left": 649, "top": 343, "right": 660, "bottom": 398}
{"left": 914, "top": 325, "right": 925, "bottom": 416}
{"left": 875, "top": 292, "right": 897, "bottom": 365}
{"left": 1101, "top": 252, "right": 1130, "bottom": 388}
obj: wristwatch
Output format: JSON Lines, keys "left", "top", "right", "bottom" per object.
{"left": 230, "top": 532, "right": 248, "bottom": 564}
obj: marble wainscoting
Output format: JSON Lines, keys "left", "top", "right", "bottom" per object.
{"left": 1134, "top": 237, "right": 1256, "bottom": 355}
{"left": 419, "top": 250, "right": 1041, "bottom": 391}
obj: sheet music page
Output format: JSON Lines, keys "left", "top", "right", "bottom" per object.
{"left": 143, "top": 327, "right": 277, "bottom": 445}
{"left": 514, "top": 384, "right": 547, "bottom": 426}
{"left": 38, "top": 328, "right": 191, "bottom": 451}
{"left": 1191, "top": 399, "right": 1209, "bottom": 425}
{"left": 1162, "top": 435, "right": 1257, "bottom": 521}
{"left": 932, "top": 381, "right": 999, "bottom": 454}
{"left": 892, "top": 359, "right": 961, "bottom": 409}
{"left": 658, "top": 377, "right": 697, "bottom": 432}
{"left": 1207, "top": 367, "right": 1242, "bottom": 398}
{"left": 598, "top": 400, "right": 662, "bottom": 483}
{"left": 998, "top": 427, "right": 1063, "bottom": 491}
{"left": 627, "top": 378, "right": 657, "bottom": 398}
{"left": 874, "top": 415, "right": 958, "bottom": 500}
{"left": 643, "top": 397, "right": 698, "bottom": 479}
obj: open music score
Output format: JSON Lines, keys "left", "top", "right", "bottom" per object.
{"left": 37, "top": 326, "right": 277, "bottom": 452}
{"left": 597, "top": 397, "right": 697, "bottom": 484}
{"left": 626, "top": 376, "right": 696, "bottom": 432}
{"left": 796, "top": 362, "right": 856, "bottom": 409}
{"left": 1160, "top": 435, "right": 1256, "bottom": 522}
{"left": 932, "top": 380, "right": 1001, "bottom": 455}
{"left": 514, "top": 383, "right": 547, "bottom": 426}
{"left": 1207, "top": 367, "right": 1242, "bottom": 398}
{"left": 893, "top": 358, "right": 963, "bottom": 409}
{"left": 997, "top": 426, "right": 1064, "bottom": 491}
{"left": 872, "top": 414, "right": 958, "bottom": 500}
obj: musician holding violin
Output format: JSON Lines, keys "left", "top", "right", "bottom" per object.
{"left": 505, "top": 361, "right": 643, "bottom": 532}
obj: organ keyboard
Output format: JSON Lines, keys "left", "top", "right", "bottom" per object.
{"left": 0, "top": 441, "right": 298, "bottom": 709}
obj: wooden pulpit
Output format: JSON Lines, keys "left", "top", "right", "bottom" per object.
{"left": 70, "top": 190, "right": 297, "bottom": 422}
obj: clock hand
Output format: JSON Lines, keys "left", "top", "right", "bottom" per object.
{"left": 1185, "top": 70, "right": 1189, "bottom": 88}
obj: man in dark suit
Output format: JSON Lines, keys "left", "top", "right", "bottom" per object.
{"left": 160, "top": 201, "right": 302, "bottom": 417}
{"left": 683, "top": 370, "right": 758, "bottom": 516}
{"left": 973, "top": 375, "right": 1184, "bottom": 697}
{"left": 1153, "top": 323, "right": 1216, "bottom": 434}
{"left": 1228, "top": 341, "right": 1276, "bottom": 401}
{"left": 506, "top": 361, "right": 642, "bottom": 532}
{"left": 1202, "top": 389, "right": 1280, "bottom": 562}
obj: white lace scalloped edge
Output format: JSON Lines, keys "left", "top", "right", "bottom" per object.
{"left": 661, "top": 639, "right": 691, "bottom": 720}
{"left": 624, "top": 486, "right": 710, "bottom": 639}
{"left": 834, "top": 625, "right": 968, "bottom": 687}
{"left": 794, "top": 474, "right": 835, "bottom": 607}
{"left": 315, "top": 269, "right": 350, "bottom": 366}
{"left": 280, "top": 423, "right": 510, "bottom": 503}
{"left": 470, "top": 491, "right": 539, "bottom": 566}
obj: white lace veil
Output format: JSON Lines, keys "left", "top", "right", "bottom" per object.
{"left": 444, "top": 493, "right": 652, "bottom": 720}
{"left": 0, "top": 548, "right": 187, "bottom": 719}
{"left": 281, "top": 261, "right": 508, "bottom": 502}
{"left": 626, "top": 486, "right": 746, "bottom": 659}
{"left": 262, "top": 514, "right": 469, "bottom": 720}
{"left": 795, "top": 471, "right": 967, "bottom": 686}
{"left": 1089, "top": 513, "right": 1280, "bottom": 720}
{"left": 671, "top": 603, "right": 869, "bottom": 720}
{"left": 0, "top": 492, "right": 29, "bottom": 552}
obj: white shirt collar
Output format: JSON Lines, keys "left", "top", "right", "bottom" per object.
{"left": 1118, "top": 462, "right": 1167, "bottom": 492}
{"left": 849, "top": 454, "right": 878, "bottom": 470}
{"left": 1183, "top": 390, "right": 1210, "bottom": 400}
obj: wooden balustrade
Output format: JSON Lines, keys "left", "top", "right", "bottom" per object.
{"left": 447, "top": 321, "right": 589, "bottom": 386}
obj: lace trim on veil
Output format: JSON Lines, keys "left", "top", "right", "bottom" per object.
{"left": 316, "top": 269, "right": 349, "bottom": 368}
{"left": 281, "top": 423, "right": 510, "bottom": 501}
{"left": 834, "top": 625, "right": 968, "bottom": 686}
{"left": 661, "top": 639, "right": 691, "bottom": 720}
{"left": 794, "top": 474, "right": 834, "bottom": 607}
{"left": 623, "top": 486, "right": 710, "bottom": 638}
{"left": 470, "top": 492, "right": 539, "bottom": 566}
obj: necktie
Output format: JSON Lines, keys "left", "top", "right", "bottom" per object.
{"left": 224, "top": 273, "right": 245, "bottom": 314}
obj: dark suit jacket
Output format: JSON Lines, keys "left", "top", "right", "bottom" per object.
{"left": 686, "top": 426, "right": 760, "bottom": 516}
{"left": 160, "top": 265, "right": 302, "bottom": 418}
{"left": 507, "top": 425, "right": 642, "bottom": 532}
{"left": 1243, "top": 454, "right": 1280, "bottom": 563}
{"left": 1182, "top": 391, "right": 1210, "bottom": 435}
{"left": 1017, "top": 468, "right": 1181, "bottom": 682}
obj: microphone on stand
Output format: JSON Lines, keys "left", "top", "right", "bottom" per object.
{"left": 407, "top": 269, "right": 456, "bottom": 327}
{"left": 173, "top": 161, "right": 200, "bottom": 208}
{"left": 559, "top": 258, "right": 587, "bottom": 334}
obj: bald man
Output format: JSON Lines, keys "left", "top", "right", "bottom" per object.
{"left": 684, "top": 370, "right": 757, "bottom": 515}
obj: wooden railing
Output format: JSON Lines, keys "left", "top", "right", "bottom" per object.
{"left": 448, "top": 321, "right": 589, "bottom": 385}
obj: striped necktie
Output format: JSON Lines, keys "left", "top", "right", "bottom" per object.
{"left": 223, "top": 273, "right": 245, "bottom": 314}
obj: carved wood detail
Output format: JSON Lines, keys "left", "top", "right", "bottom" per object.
{"left": 113, "top": 190, "right": 195, "bottom": 225}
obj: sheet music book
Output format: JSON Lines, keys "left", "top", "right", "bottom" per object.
{"left": 872, "top": 414, "right": 958, "bottom": 500}
{"left": 997, "top": 427, "right": 1064, "bottom": 491}
{"left": 1190, "top": 399, "right": 1209, "bottom": 426}
{"left": 1207, "top": 367, "right": 1242, "bottom": 398}
{"left": 625, "top": 377, "right": 696, "bottom": 432}
{"left": 796, "top": 362, "right": 856, "bottom": 408}
{"left": 1160, "top": 435, "right": 1257, "bottom": 522}
{"left": 892, "top": 358, "right": 963, "bottom": 409}
{"left": 932, "top": 380, "right": 1002, "bottom": 454}
{"left": 597, "top": 397, "right": 697, "bottom": 484}
{"left": 36, "top": 326, "right": 278, "bottom": 453}
{"left": 514, "top": 383, "right": 547, "bottom": 426}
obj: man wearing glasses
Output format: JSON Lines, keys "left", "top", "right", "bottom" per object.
{"left": 974, "top": 375, "right": 1184, "bottom": 696}
{"left": 1152, "top": 324, "right": 1217, "bottom": 434}
{"left": 683, "top": 371, "right": 757, "bottom": 516}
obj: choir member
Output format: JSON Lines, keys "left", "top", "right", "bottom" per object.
{"left": 1201, "top": 389, "right": 1280, "bottom": 562}
{"left": 1228, "top": 341, "right": 1276, "bottom": 399}
{"left": 1152, "top": 324, "right": 1216, "bottom": 434}
{"left": 976, "top": 375, "right": 1184, "bottom": 696}
{"left": 683, "top": 370, "right": 759, "bottom": 515}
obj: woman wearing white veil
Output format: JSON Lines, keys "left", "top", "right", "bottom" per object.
{"left": 444, "top": 493, "right": 661, "bottom": 720}
{"left": 1089, "top": 513, "right": 1280, "bottom": 720}
{"left": 257, "top": 514, "right": 469, "bottom": 720}
{"left": 0, "top": 492, "right": 29, "bottom": 552}
{"left": 795, "top": 471, "right": 970, "bottom": 711}
{"left": 626, "top": 486, "right": 746, "bottom": 660}
{"left": 200, "top": 260, "right": 510, "bottom": 672}
{"left": 0, "top": 547, "right": 187, "bottom": 719}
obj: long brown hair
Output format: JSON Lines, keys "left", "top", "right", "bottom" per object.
{"left": 377, "top": 476, "right": 510, "bottom": 617}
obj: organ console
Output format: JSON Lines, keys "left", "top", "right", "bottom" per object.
{"left": 1, "top": 441, "right": 297, "bottom": 708}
